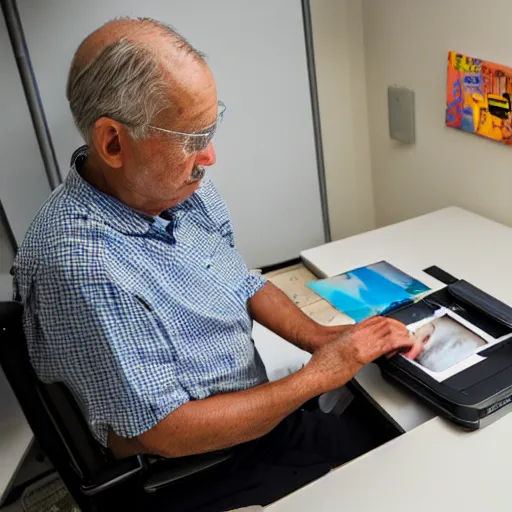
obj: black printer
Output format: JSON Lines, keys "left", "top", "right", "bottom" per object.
{"left": 378, "top": 266, "right": 512, "bottom": 430}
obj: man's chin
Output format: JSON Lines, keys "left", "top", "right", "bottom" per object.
{"left": 173, "top": 180, "right": 201, "bottom": 205}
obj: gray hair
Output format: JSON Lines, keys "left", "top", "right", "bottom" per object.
{"left": 66, "top": 18, "right": 205, "bottom": 143}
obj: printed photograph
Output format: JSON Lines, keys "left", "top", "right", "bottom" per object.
{"left": 307, "top": 261, "right": 430, "bottom": 322}
{"left": 412, "top": 316, "right": 487, "bottom": 373}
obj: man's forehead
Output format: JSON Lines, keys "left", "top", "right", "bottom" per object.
{"left": 159, "top": 60, "right": 218, "bottom": 129}
{"left": 74, "top": 19, "right": 168, "bottom": 68}
{"left": 74, "top": 18, "right": 217, "bottom": 129}
{"left": 76, "top": 19, "right": 214, "bottom": 93}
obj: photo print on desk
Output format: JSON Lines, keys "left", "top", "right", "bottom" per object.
{"left": 307, "top": 261, "right": 430, "bottom": 323}
{"left": 412, "top": 314, "right": 486, "bottom": 373}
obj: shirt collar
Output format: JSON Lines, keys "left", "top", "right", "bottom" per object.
{"left": 67, "top": 146, "right": 154, "bottom": 236}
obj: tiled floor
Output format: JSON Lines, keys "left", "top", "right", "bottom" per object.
{"left": 0, "top": 443, "right": 53, "bottom": 512}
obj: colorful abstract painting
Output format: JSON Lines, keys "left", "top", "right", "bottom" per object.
{"left": 307, "top": 261, "right": 430, "bottom": 323}
{"left": 446, "top": 51, "right": 512, "bottom": 145}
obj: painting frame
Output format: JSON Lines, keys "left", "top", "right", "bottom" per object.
{"left": 446, "top": 50, "right": 512, "bottom": 146}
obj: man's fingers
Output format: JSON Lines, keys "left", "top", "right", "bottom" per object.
{"left": 384, "top": 317, "right": 408, "bottom": 331}
{"left": 382, "top": 334, "right": 413, "bottom": 359}
{"left": 383, "top": 324, "right": 410, "bottom": 344}
{"left": 371, "top": 317, "right": 408, "bottom": 336}
{"left": 387, "top": 331, "right": 424, "bottom": 360}
{"left": 374, "top": 323, "right": 393, "bottom": 338}
{"left": 350, "top": 316, "right": 423, "bottom": 364}
{"left": 360, "top": 316, "right": 386, "bottom": 329}
{"left": 387, "top": 330, "right": 414, "bottom": 349}
{"left": 402, "top": 337, "right": 424, "bottom": 360}
{"left": 385, "top": 349, "right": 399, "bottom": 359}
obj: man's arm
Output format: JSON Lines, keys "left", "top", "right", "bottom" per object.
{"left": 134, "top": 363, "right": 322, "bottom": 458}
{"left": 248, "top": 280, "right": 346, "bottom": 353}
{"left": 134, "top": 316, "right": 423, "bottom": 458}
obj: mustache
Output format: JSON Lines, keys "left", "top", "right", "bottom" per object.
{"left": 187, "top": 166, "right": 206, "bottom": 184}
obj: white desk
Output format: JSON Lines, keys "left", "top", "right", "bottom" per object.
{"left": 268, "top": 208, "right": 512, "bottom": 512}
{"left": 253, "top": 322, "right": 310, "bottom": 382}
{"left": 0, "top": 275, "right": 33, "bottom": 505}
{"left": 301, "top": 207, "right": 512, "bottom": 431}
{"left": 267, "top": 413, "right": 512, "bottom": 512}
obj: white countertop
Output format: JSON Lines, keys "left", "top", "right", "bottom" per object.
{"left": 267, "top": 413, "right": 512, "bottom": 512}
{"left": 301, "top": 206, "right": 512, "bottom": 431}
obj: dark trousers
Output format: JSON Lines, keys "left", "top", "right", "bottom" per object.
{"left": 141, "top": 396, "right": 400, "bottom": 512}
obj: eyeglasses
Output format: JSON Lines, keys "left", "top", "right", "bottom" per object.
{"left": 147, "top": 101, "right": 226, "bottom": 154}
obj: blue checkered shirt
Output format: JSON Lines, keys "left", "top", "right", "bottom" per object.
{"left": 13, "top": 146, "right": 268, "bottom": 446}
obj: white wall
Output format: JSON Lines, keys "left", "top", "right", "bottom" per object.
{"left": 311, "top": 0, "right": 375, "bottom": 241}
{"left": 362, "top": 0, "right": 512, "bottom": 228}
{"left": 19, "top": 0, "right": 325, "bottom": 268}
{"left": 0, "top": 220, "right": 14, "bottom": 274}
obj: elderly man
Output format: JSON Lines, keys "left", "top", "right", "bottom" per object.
{"left": 13, "top": 17, "right": 421, "bottom": 511}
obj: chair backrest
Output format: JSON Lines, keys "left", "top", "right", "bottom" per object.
{"left": 0, "top": 301, "right": 110, "bottom": 486}
{"left": 0, "top": 301, "right": 233, "bottom": 506}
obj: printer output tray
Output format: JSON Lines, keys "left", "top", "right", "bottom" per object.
{"left": 377, "top": 280, "right": 512, "bottom": 430}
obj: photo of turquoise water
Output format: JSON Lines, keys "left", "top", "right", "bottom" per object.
{"left": 307, "top": 261, "right": 430, "bottom": 322}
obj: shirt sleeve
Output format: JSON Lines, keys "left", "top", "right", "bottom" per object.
{"left": 243, "top": 270, "right": 267, "bottom": 300}
{"left": 31, "top": 255, "right": 190, "bottom": 446}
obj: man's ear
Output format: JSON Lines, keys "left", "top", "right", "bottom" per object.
{"left": 90, "top": 117, "right": 126, "bottom": 169}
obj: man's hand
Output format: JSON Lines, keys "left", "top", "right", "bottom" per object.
{"left": 305, "top": 316, "right": 423, "bottom": 394}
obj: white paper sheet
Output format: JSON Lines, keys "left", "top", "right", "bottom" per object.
{"left": 403, "top": 308, "right": 512, "bottom": 382}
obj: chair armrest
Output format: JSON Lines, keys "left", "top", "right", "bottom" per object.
{"left": 80, "top": 456, "right": 145, "bottom": 496}
{"left": 142, "top": 450, "right": 234, "bottom": 493}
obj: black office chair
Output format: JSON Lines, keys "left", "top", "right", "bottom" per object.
{"left": 0, "top": 301, "right": 234, "bottom": 511}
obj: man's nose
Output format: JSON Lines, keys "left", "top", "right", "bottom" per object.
{"left": 195, "top": 143, "right": 216, "bottom": 167}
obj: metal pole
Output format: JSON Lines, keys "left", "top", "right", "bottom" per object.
{"left": 1, "top": 0, "right": 62, "bottom": 190}
{"left": 301, "top": 0, "right": 332, "bottom": 243}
